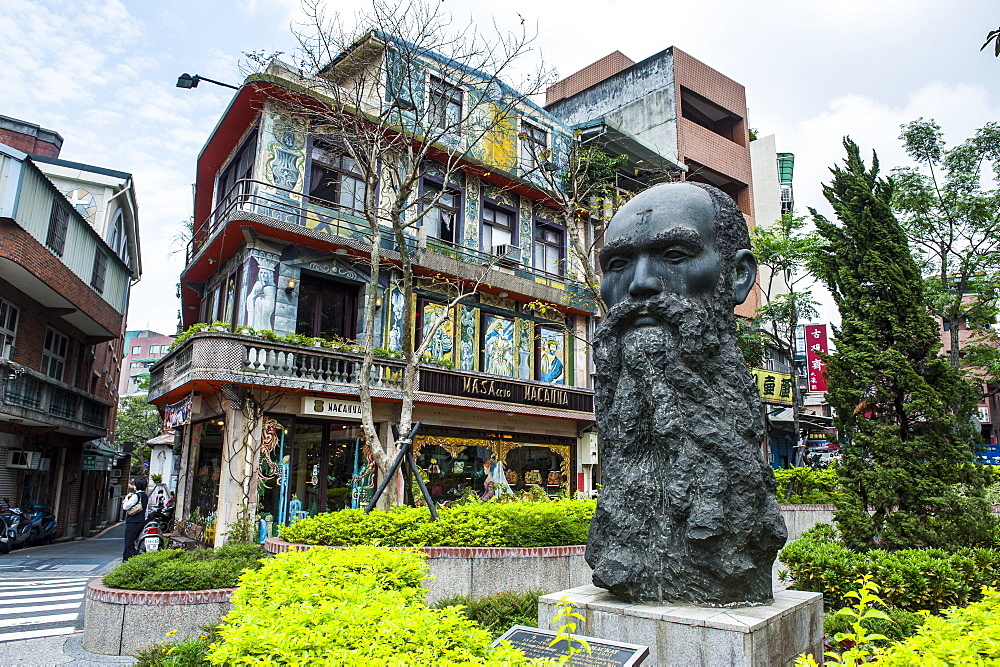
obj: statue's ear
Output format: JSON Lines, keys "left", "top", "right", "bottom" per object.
{"left": 732, "top": 249, "right": 757, "bottom": 305}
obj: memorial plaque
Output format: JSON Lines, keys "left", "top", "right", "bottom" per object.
{"left": 492, "top": 625, "right": 648, "bottom": 666}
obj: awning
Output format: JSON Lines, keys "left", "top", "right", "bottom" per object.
{"left": 83, "top": 438, "right": 123, "bottom": 457}
{"left": 146, "top": 430, "right": 176, "bottom": 446}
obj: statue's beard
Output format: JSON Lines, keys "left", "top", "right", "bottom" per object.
{"left": 587, "top": 283, "right": 785, "bottom": 605}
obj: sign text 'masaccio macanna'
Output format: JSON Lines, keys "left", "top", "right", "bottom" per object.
{"left": 461, "top": 376, "right": 570, "bottom": 406}
{"left": 300, "top": 397, "right": 363, "bottom": 419}
{"left": 419, "top": 369, "right": 594, "bottom": 412}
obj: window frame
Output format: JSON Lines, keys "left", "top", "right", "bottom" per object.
{"left": 0, "top": 298, "right": 18, "bottom": 361}
{"left": 520, "top": 120, "right": 548, "bottom": 173}
{"left": 533, "top": 218, "right": 565, "bottom": 276}
{"left": 428, "top": 76, "right": 463, "bottom": 131}
{"left": 307, "top": 139, "right": 368, "bottom": 215}
{"left": 91, "top": 249, "right": 108, "bottom": 293}
{"left": 41, "top": 327, "right": 69, "bottom": 382}
{"left": 131, "top": 346, "right": 141, "bottom": 356}
{"left": 216, "top": 130, "right": 258, "bottom": 210}
{"left": 481, "top": 203, "right": 516, "bottom": 253}
{"left": 46, "top": 199, "right": 70, "bottom": 256}
{"left": 419, "top": 177, "right": 461, "bottom": 244}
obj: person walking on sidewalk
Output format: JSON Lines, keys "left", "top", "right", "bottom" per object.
{"left": 121, "top": 477, "right": 148, "bottom": 561}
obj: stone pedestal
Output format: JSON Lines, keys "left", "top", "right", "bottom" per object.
{"left": 537, "top": 586, "right": 823, "bottom": 667}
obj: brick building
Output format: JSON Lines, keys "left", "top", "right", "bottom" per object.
{"left": 0, "top": 116, "right": 141, "bottom": 538}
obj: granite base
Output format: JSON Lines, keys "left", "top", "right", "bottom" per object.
{"left": 537, "top": 585, "right": 823, "bottom": 667}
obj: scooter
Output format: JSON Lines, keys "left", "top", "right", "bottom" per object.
{"left": 135, "top": 503, "right": 174, "bottom": 554}
{"left": 23, "top": 504, "right": 57, "bottom": 545}
{"left": 0, "top": 499, "right": 34, "bottom": 554}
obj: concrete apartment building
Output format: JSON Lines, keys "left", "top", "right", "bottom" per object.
{"left": 0, "top": 115, "right": 140, "bottom": 537}
{"left": 120, "top": 330, "right": 175, "bottom": 396}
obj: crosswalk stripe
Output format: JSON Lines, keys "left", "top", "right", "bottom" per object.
{"left": 0, "top": 579, "right": 88, "bottom": 586}
{"left": 0, "top": 626, "right": 77, "bottom": 643}
{"left": 0, "top": 594, "right": 84, "bottom": 605}
{"left": 0, "top": 602, "right": 80, "bottom": 616}
{"left": 0, "top": 583, "right": 87, "bottom": 592}
{"left": 0, "top": 587, "right": 81, "bottom": 597}
{"left": 0, "top": 612, "right": 79, "bottom": 629}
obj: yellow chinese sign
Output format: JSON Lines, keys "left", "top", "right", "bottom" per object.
{"left": 750, "top": 368, "right": 795, "bottom": 406}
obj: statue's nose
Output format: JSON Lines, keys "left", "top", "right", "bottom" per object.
{"left": 628, "top": 256, "right": 661, "bottom": 298}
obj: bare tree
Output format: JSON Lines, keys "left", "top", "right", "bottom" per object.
{"left": 250, "top": 0, "right": 551, "bottom": 506}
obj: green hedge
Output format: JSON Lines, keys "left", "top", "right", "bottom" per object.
{"left": 206, "top": 546, "right": 528, "bottom": 665}
{"left": 876, "top": 587, "right": 1000, "bottom": 664}
{"left": 279, "top": 499, "right": 596, "bottom": 548}
{"left": 780, "top": 524, "right": 1000, "bottom": 612}
{"left": 103, "top": 545, "right": 267, "bottom": 591}
{"left": 773, "top": 466, "right": 840, "bottom": 504}
{"left": 434, "top": 590, "right": 542, "bottom": 639}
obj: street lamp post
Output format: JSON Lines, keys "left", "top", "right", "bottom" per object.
{"left": 175, "top": 73, "right": 239, "bottom": 91}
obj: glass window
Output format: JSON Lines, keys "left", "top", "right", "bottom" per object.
{"left": 131, "top": 346, "right": 141, "bottom": 355}
{"left": 217, "top": 133, "right": 257, "bottom": 210}
{"left": 429, "top": 76, "right": 462, "bottom": 130}
{"left": 482, "top": 205, "right": 513, "bottom": 252}
{"left": 533, "top": 224, "right": 564, "bottom": 275}
{"left": 46, "top": 200, "right": 69, "bottom": 256}
{"left": 107, "top": 209, "right": 128, "bottom": 262}
{"left": 296, "top": 277, "right": 358, "bottom": 340}
{"left": 41, "top": 328, "right": 68, "bottom": 381}
{"left": 520, "top": 121, "right": 547, "bottom": 172}
{"left": 309, "top": 142, "right": 367, "bottom": 214}
{"left": 421, "top": 180, "right": 458, "bottom": 243}
{"left": 0, "top": 299, "right": 18, "bottom": 361}
{"left": 91, "top": 249, "right": 107, "bottom": 293}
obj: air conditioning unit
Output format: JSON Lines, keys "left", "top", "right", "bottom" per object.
{"left": 492, "top": 244, "right": 520, "bottom": 266}
{"left": 5, "top": 450, "right": 41, "bottom": 470}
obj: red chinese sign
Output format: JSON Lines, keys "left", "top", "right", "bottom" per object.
{"left": 804, "top": 324, "right": 829, "bottom": 393}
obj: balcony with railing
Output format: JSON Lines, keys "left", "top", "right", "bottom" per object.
{"left": 149, "top": 331, "right": 593, "bottom": 418}
{"left": 187, "top": 179, "right": 597, "bottom": 313}
{"left": 1, "top": 366, "right": 110, "bottom": 435}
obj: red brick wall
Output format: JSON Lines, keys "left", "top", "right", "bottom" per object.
{"left": 672, "top": 48, "right": 748, "bottom": 119}
{"left": 545, "top": 51, "right": 636, "bottom": 106}
{"left": 0, "top": 129, "right": 61, "bottom": 158}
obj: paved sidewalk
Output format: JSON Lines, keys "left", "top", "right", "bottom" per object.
{"left": 0, "top": 633, "right": 136, "bottom": 666}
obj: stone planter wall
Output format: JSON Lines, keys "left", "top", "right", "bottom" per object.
{"left": 83, "top": 580, "right": 236, "bottom": 656}
{"left": 779, "top": 505, "right": 835, "bottom": 542}
{"left": 264, "top": 537, "right": 591, "bottom": 604}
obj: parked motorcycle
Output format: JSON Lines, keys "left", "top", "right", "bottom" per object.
{"left": 23, "top": 504, "right": 57, "bottom": 545}
{"left": 135, "top": 503, "right": 174, "bottom": 554}
{"left": 0, "top": 499, "right": 35, "bottom": 554}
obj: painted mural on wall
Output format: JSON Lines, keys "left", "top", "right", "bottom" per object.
{"left": 243, "top": 252, "right": 279, "bottom": 331}
{"left": 516, "top": 318, "right": 532, "bottom": 379}
{"left": 464, "top": 177, "right": 480, "bottom": 250}
{"left": 64, "top": 188, "right": 97, "bottom": 224}
{"left": 422, "top": 302, "right": 454, "bottom": 362}
{"left": 519, "top": 196, "right": 533, "bottom": 264}
{"left": 539, "top": 327, "right": 566, "bottom": 385}
{"left": 458, "top": 303, "right": 478, "bottom": 371}
{"left": 386, "top": 284, "right": 405, "bottom": 352}
{"left": 484, "top": 315, "right": 516, "bottom": 377}
{"left": 258, "top": 105, "right": 306, "bottom": 224}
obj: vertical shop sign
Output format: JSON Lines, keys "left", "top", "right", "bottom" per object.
{"left": 804, "top": 324, "right": 829, "bottom": 392}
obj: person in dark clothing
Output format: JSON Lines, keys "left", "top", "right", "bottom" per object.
{"left": 122, "top": 477, "right": 149, "bottom": 561}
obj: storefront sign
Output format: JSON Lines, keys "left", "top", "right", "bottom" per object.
{"left": 750, "top": 369, "right": 794, "bottom": 406}
{"left": 420, "top": 369, "right": 593, "bottom": 412}
{"left": 804, "top": 324, "right": 829, "bottom": 392}
{"left": 301, "top": 397, "right": 363, "bottom": 420}
{"left": 979, "top": 406, "right": 991, "bottom": 424}
{"left": 82, "top": 455, "right": 112, "bottom": 471}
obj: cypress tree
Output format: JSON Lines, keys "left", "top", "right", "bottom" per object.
{"left": 810, "top": 138, "right": 993, "bottom": 550}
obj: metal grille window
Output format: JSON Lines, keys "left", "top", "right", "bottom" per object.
{"left": 45, "top": 200, "right": 69, "bottom": 256}
{"left": 41, "top": 328, "right": 69, "bottom": 381}
{"left": 421, "top": 180, "right": 458, "bottom": 243}
{"left": 429, "top": 77, "right": 462, "bottom": 130}
{"left": 309, "top": 142, "right": 367, "bottom": 214}
{"left": 482, "top": 205, "right": 513, "bottom": 251}
{"left": 520, "top": 121, "right": 547, "bottom": 172}
{"left": 0, "top": 299, "right": 18, "bottom": 361}
{"left": 91, "top": 249, "right": 107, "bottom": 293}
{"left": 533, "top": 223, "right": 564, "bottom": 275}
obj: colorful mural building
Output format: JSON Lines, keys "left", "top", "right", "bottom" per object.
{"left": 0, "top": 115, "right": 141, "bottom": 538}
{"left": 148, "top": 35, "right": 760, "bottom": 544}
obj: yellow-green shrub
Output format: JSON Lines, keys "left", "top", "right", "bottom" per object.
{"left": 279, "top": 499, "right": 595, "bottom": 548}
{"left": 877, "top": 588, "right": 1000, "bottom": 664}
{"left": 773, "top": 466, "right": 840, "bottom": 504}
{"left": 207, "top": 546, "right": 529, "bottom": 665}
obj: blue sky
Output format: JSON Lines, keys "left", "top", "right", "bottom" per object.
{"left": 2, "top": 0, "right": 998, "bottom": 334}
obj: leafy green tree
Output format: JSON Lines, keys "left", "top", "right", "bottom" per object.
{"left": 115, "top": 395, "right": 162, "bottom": 473}
{"left": 752, "top": 212, "right": 820, "bottom": 460}
{"left": 892, "top": 119, "right": 1000, "bottom": 380}
{"left": 809, "top": 138, "right": 993, "bottom": 550}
